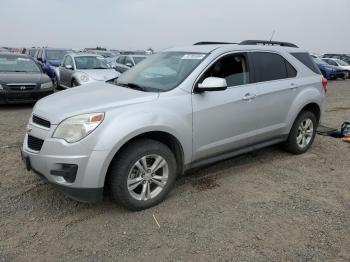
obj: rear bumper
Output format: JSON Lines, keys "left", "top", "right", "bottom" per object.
{"left": 0, "top": 89, "right": 54, "bottom": 104}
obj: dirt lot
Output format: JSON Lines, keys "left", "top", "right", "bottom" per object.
{"left": 0, "top": 80, "right": 350, "bottom": 261}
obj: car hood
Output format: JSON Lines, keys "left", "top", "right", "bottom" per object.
{"left": 76, "top": 69, "right": 119, "bottom": 81}
{"left": 47, "top": 60, "right": 61, "bottom": 67}
{"left": 0, "top": 72, "right": 47, "bottom": 84}
{"left": 33, "top": 82, "right": 159, "bottom": 124}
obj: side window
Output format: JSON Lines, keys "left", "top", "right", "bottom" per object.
{"left": 125, "top": 56, "right": 134, "bottom": 66}
{"left": 200, "top": 53, "right": 250, "bottom": 87}
{"left": 63, "top": 56, "right": 73, "bottom": 67}
{"left": 117, "top": 56, "right": 125, "bottom": 64}
{"left": 252, "top": 52, "right": 293, "bottom": 82}
{"left": 286, "top": 60, "right": 297, "bottom": 78}
{"left": 291, "top": 52, "right": 321, "bottom": 74}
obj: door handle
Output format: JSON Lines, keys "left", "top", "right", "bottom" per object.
{"left": 242, "top": 93, "right": 257, "bottom": 101}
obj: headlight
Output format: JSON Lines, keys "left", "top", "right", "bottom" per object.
{"left": 79, "top": 73, "right": 90, "bottom": 82}
{"left": 40, "top": 82, "right": 53, "bottom": 89}
{"left": 0, "top": 84, "right": 3, "bottom": 90}
{"left": 53, "top": 113, "right": 104, "bottom": 143}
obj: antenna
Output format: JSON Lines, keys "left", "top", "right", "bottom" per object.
{"left": 269, "top": 30, "right": 276, "bottom": 42}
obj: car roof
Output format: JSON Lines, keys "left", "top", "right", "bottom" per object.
{"left": 164, "top": 44, "right": 307, "bottom": 54}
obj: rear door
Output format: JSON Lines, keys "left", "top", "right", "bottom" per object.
{"left": 249, "top": 51, "right": 298, "bottom": 141}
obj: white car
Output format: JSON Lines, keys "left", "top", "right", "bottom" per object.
{"left": 322, "top": 58, "right": 350, "bottom": 78}
{"left": 54, "top": 53, "right": 120, "bottom": 88}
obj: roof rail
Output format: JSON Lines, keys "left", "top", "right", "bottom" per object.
{"left": 239, "top": 40, "right": 298, "bottom": 48}
{"left": 193, "top": 41, "right": 236, "bottom": 45}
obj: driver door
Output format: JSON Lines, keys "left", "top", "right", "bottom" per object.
{"left": 192, "top": 52, "right": 258, "bottom": 161}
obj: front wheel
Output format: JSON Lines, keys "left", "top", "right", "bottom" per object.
{"left": 72, "top": 79, "right": 79, "bottom": 87}
{"left": 282, "top": 111, "right": 317, "bottom": 154}
{"left": 108, "top": 139, "right": 177, "bottom": 211}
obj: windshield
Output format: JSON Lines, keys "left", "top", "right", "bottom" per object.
{"left": 133, "top": 56, "right": 146, "bottom": 64}
{"left": 336, "top": 59, "right": 349, "bottom": 66}
{"left": 74, "top": 56, "right": 110, "bottom": 69}
{"left": 116, "top": 52, "right": 206, "bottom": 92}
{"left": 313, "top": 58, "right": 328, "bottom": 65}
{"left": 0, "top": 56, "right": 41, "bottom": 72}
{"left": 46, "top": 50, "right": 70, "bottom": 61}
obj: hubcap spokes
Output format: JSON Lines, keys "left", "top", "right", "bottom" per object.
{"left": 127, "top": 154, "right": 169, "bottom": 201}
{"left": 297, "top": 118, "right": 314, "bottom": 148}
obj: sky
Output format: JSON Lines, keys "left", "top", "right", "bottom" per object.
{"left": 0, "top": 0, "right": 349, "bottom": 53}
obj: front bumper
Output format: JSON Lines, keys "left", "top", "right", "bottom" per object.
{"left": 21, "top": 121, "right": 110, "bottom": 203}
{"left": 0, "top": 89, "right": 53, "bottom": 104}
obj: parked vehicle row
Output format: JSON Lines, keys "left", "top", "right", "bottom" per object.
{"left": 21, "top": 40, "right": 327, "bottom": 210}
{"left": 114, "top": 54, "right": 147, "bottom": 73}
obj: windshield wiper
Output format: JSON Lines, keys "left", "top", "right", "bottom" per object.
{"left": 117, "top": 82, "right": 149, "bottom": 92}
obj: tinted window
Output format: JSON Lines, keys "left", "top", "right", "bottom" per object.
{"left": 291, "top": 52, "right": 321, "bottom": 74}
{"left": 252, "top": 52, "right": 291, "bottom": 82}
{"left": 286, "top": 60, "right": 297, "bottom": 78}
{"left": 201, "top": 53, "right": 250, "bottom": 87}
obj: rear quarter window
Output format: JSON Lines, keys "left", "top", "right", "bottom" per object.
{"left": 251, "top": 52, "right": 296, "bottom": 82}
{"left": 291, "top": 52, "right": 321, "bottom": 75}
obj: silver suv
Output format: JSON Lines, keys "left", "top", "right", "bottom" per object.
{"left": 21, "top": 40, "right": 326, "bottom": 211}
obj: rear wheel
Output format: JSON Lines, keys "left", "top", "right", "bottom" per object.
{"left": 283, "top": 111, "right": 317, "bottom": 154}
{"left": 108, "top": 139, "right": 177, "bottom": 211}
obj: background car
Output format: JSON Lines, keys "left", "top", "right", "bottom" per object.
{"left": 0, "top": 53, "right": 53, "bottom": 104}
{"left": 322, "top": 58, "right": 350, "bottom": 78}
{"left": 54, "top": 53, "right": 120, "bottom": 88}
{"left": 34, "top": 48, "right": 72, "bottom": 79}
{"left": 114, "top": 54, "right": 147, "bottom": 73}
{"left": 313, "top": 57, "right": 346, "bottom": 80}
{"left": 323, "top": 54, "right": 350, "bottom": 64}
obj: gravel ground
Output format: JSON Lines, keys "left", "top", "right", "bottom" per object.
{"left": 0, "top": 80, "right": 350, "bottom": 261}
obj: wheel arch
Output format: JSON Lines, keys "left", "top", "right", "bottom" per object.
{"left": 103, "top": 130, "right": 185, "bottom": 188}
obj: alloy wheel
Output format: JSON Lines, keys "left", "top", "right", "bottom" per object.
{"left": 127, "top": 154, "right": 169, "bottom": 201}
{"left": 296, "top": 118, "right": 314, "bottom": 148}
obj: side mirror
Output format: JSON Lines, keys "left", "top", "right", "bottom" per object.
{"left": 125, "top": 62, "right": 133, "bottom": 67}
{"left": 197, "top": 77, "right": 227, "bottom": 91}
{"left": 65, "top": 65, "right": 73, "bottom": 70}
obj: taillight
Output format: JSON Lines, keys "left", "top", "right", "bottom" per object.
{"left": 322, "top": 77, "right": 327, "bottom": 93}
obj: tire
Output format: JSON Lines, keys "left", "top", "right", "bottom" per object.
{"left": 108, "top": 139, "right": 177, "bottom": 211}
{"left": 53, "top": 75, "right": 60, "bottom": 89}
{"left": 72, "top": 79, "right": 79, "bottom": 87}
{"left": 282, "top": 110, "right": 317, "bottom": 154}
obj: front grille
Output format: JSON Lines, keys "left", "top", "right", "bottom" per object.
{"left": 32, "top": 115, "right": 51, "bottom": 128}
{"left": 6, "top": 84, "right": 37, "bottom": 91}
{"left": 27, "top": 135, "right": 44, "bottom": 151}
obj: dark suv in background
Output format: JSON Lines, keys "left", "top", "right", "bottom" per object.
{"left": 34, "top": 48, "right": 72, "bottom": 79}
